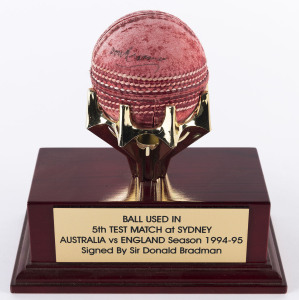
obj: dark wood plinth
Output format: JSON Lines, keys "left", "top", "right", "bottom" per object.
{"left": 11, "top": 148, "right": 287, "bottom": 293}
{"left": 11, "top": 215, "right": 286, "bottom": 293}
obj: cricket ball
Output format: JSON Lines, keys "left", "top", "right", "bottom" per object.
{"left": 91, "top": 10, "right": 209, "bottom": 129}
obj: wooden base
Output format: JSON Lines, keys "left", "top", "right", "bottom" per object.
{"left": 25, "top": 148, "right": 273, "bottom": 264}
{"left": 11, "top": 148, "right": 287, "bottom": 293}
{"left": 11, "top": 214, "right": 286, "bottom": 293}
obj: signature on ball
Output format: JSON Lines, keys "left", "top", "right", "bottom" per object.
{"left": 110, "top": 47, "right": 167, "bottom": 72}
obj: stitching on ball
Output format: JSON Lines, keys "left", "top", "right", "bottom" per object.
{"left": 97, "top": 93, "right": 199, "bottom": 108}
{"left": 91, "top": 72, "right": 208, "bottom": 93}
{"left": 96, "top": 89, "right": 199, "bottom": 103}
{"left": 91, "top": 67, "right": 207, "bottom": 88}
{"left": 176, "top": 103, "right": 197, "bottom": 112}
{"left": 91, "top": 61, "right": 207, "bottom": 82}
{"left": 99, "top": 99, "right": 197, "bottom": 114}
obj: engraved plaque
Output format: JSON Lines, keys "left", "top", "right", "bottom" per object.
{"left": 54, "top": 208, "right": 249, "bottom": 263}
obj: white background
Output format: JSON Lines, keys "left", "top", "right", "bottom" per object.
{"left": 0, "top": 0, "right": 298, "bottom": 299}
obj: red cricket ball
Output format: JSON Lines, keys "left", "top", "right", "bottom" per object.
{"left": 91, "top": 10, "right": 208, "bottom": 129}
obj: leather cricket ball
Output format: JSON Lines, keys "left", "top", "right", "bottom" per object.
{"left": 91, "top": 10, "right": 209, "bottom": 129}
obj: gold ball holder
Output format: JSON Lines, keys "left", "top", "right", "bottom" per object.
{"left": 87, "top": 89, "right": 211, "bottom": 182}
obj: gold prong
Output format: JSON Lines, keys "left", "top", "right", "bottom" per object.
{"left": 145, "top": 147, "right": 150, "bottom": 156}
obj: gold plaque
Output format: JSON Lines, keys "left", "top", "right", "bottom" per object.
{"left": 54, "top": 208, "right": 249, "bottom": 263}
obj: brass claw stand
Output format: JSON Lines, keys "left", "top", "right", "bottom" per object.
{"left": 87, "top": 89, "right": 211, "bottom": 182}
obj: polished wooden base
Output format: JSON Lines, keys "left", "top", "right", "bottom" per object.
{"left": 11, "top": 214, "right": 286, "bottom": 293}
{"left": 11, "top": 148, "right": 287, "bottom": 293}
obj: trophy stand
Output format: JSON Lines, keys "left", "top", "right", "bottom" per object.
{"left": 10, "top": 89, "right": 287, "bottom": 293}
